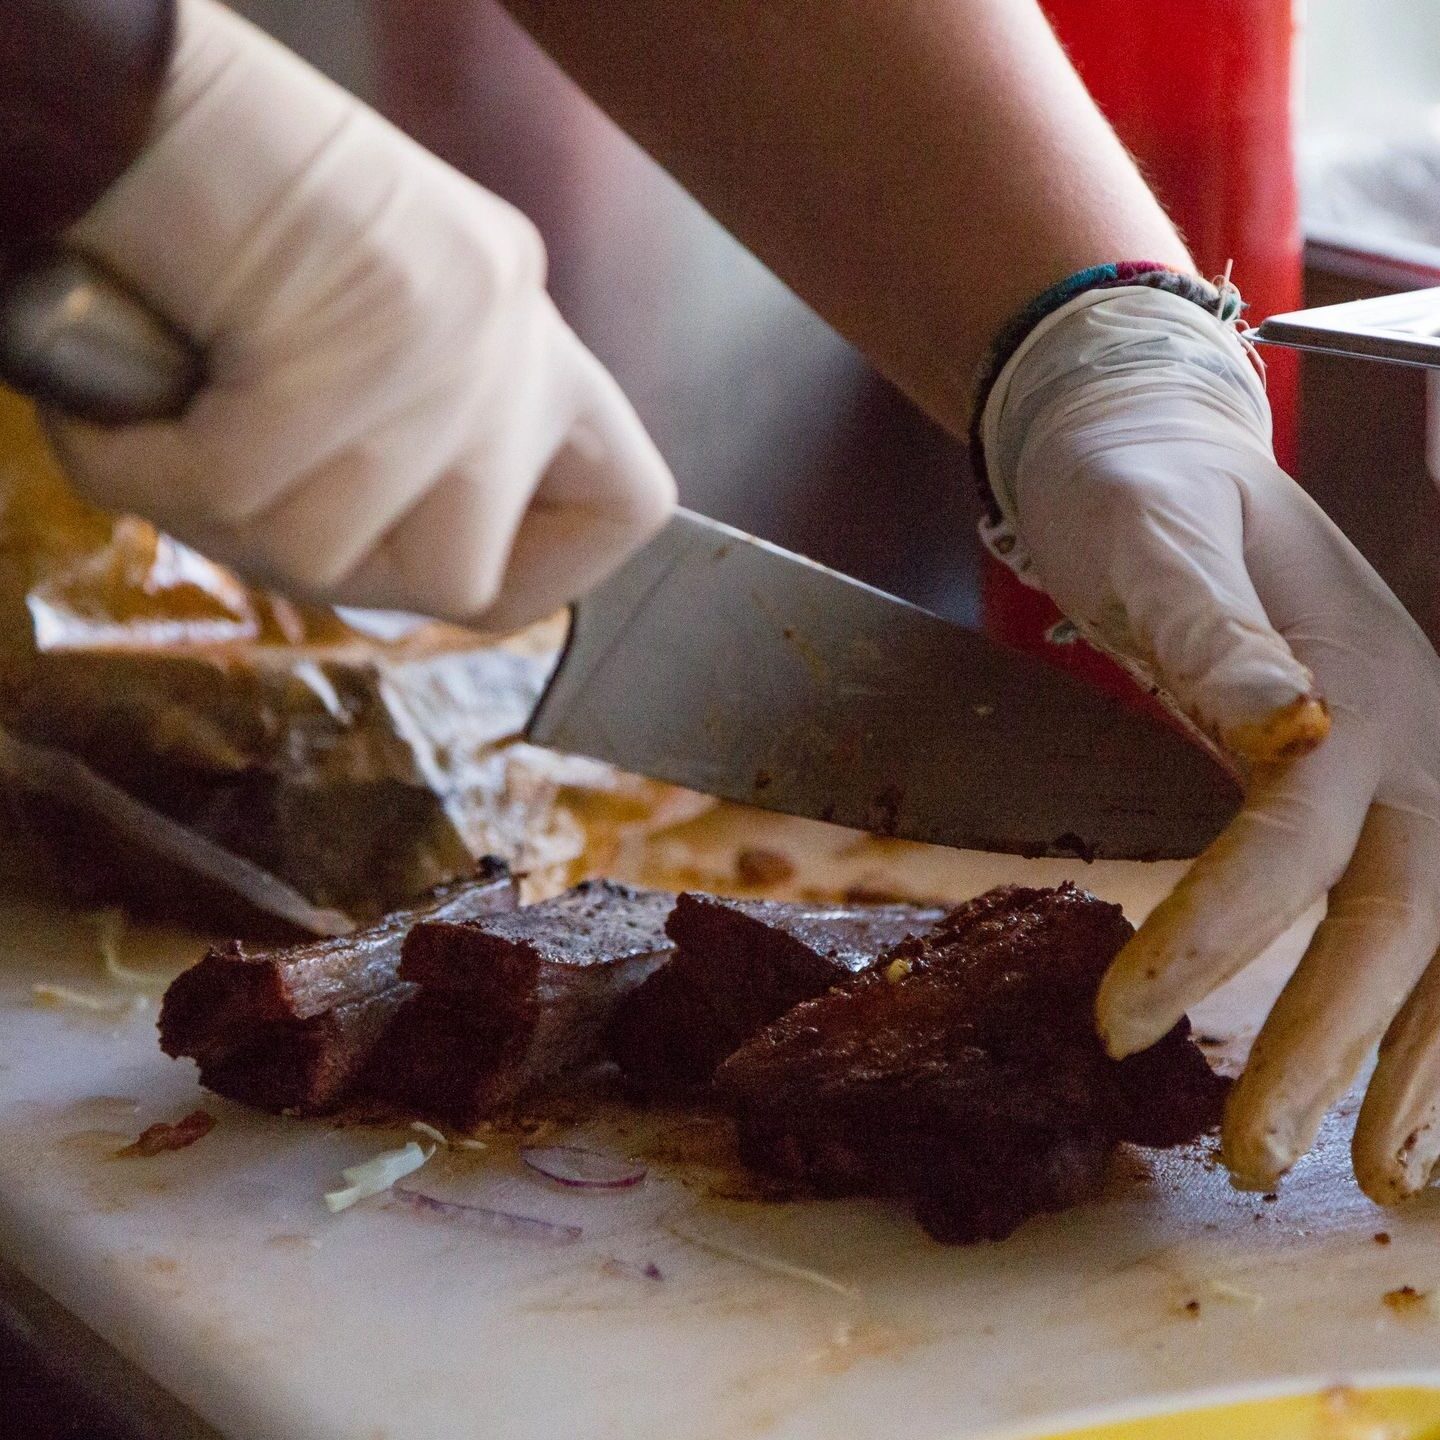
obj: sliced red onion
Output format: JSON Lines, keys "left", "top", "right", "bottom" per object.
{"left": 601, "top": 1257, "right": 664, "bottom": 1283}
{"left": 391, "top": 1186, "right": 582, "bottom": 1244}
{"left": 520, "top": 1145, "right": 647, "bottom": 1190}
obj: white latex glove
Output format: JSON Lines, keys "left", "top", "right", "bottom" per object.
{"left": 44, "top": 0, "right": 675, "bottom": 630}
{"left": 982, "top": 285, "right": 1440, "bottom": 1205}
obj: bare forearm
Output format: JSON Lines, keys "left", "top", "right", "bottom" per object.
{"left": 498, "top": 0, "right": 1189, "bottom": 432}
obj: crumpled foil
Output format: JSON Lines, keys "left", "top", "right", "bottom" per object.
{"left": 0, "top": 394, "right": 699, "bottom": 934}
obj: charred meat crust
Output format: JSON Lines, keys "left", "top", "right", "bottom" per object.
{"left": 369, "top": 880, "right": 676, "bottom": 1127}
{"left": 715, "top": 883, "right": 1228, "bottom": 1243}
{"left": 609, "top": 893, "right": 947, "bottom": 1097}
{"left": 157, "top": 858, "right": 518, "bottom": 1113}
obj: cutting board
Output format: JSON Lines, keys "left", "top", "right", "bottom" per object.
{"left": 2, "top": 806, "right": 1439, "bottom": 1440}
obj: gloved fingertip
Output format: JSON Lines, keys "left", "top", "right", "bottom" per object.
{"left": 1220, "top": 1112, "right": 1293, "bottom": 1193}
{"left": 1354, "top": 1155, "right": 1423, "bottom": 1208}
{"left": 1355, "top": 1116, "right": 1440, "bottom": 1207}
{"left": 1094, "top": 969, "right": 1177, "bottom": 1061}
{"left": 1221, "top": 694, "right": 1332, "bottom": 765}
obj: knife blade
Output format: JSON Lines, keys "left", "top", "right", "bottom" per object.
{"left": 1256, "top": 287, "right": 1440, "bottom": 370}
{"left": 527, "top": 509, "right": 1243, "bottom": 860}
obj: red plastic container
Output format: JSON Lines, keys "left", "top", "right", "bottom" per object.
{"left": 985, "top": 0, "right": 1304, "bottom": 704}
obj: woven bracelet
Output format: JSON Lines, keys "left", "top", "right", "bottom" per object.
{"left": 968, "top": 261, "right": 1244, "bottom": 530}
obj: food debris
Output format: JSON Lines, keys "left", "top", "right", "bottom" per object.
{"left": 521, "top": 1145, "right": 646, "bottom": 1189}
{"left": 734, "top": 848, "right": 796, "bottom": 887}
{"left": 883, "top": 957, "right": 913, "bottom": 984}
{"left": 599, "top": 1257, "right": 664, "bottom": 1283}
{"left": 115, "top": 1110, "right": 214, "bottom": 1158}
{"left": 94, "top": 909, "right": 168, "bottom": 992}
{"left": 407, "top": 1121, "right": 488, "bottom": 1152}
{"left": 663, "top": 1219, "right": 858, "bottom": 1298}
{"left": 390, "top": 1188, "right": 581, "bottom": 1244}
{"left": 325, "top": 1140, "right": 433, "bottom": 1213}
{"left": 1382, "top": 1285, "right": 1432, "bottom": 1315}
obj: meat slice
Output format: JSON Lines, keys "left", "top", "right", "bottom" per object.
{"left": 158, "top": 859, "right": 518, "bottom": 1113}
{"left": 370, "top": 880, "right": 676, "bottom": 1127}
{"left": 715, "top": 883, "right": 1227, "bottom": 1243}
{"left": 609, "top": 893, "right": 946, "bottom": 1096}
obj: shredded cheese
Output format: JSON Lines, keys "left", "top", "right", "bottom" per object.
{"left": 408, "top": 1121, "right": 487, "bottom": 1151}
{"left": 93, "top": 909, "right": 169, "bottom": 992}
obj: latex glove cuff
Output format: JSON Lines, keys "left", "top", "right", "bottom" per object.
{"left": 974, "top": 268, "right": 1250, "bottom": 588}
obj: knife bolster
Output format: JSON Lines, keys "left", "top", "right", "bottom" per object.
{"left": 0, "top": 0, "right": 177, "bottom": 257}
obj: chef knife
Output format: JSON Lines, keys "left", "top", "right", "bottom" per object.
{"left": 7, "top": 258, "right": 1244, "bottom": 859}
{"left": 1, "top": 4, "right": 1242, "bottom": 862}
{"left": 1256, "top": 287, "right": 1440, "bottom": 369}
{"left": 9, "top": 305, "right": 1243, "bottom": 866}
{"left": 527, "top": 509, "right": 1242, "bottom": 861}
{"left": 2, "top": 258, "right": 1243, "bottom": 865}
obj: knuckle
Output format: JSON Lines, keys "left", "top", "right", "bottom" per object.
{"left": 615, "top": 454, "right": 678, "bottom": 535}
{"left": 393, "top": 537, "right": 505, "bottom": 624}
{"left": 454, "top": 191, "right": 548, "bottom": 310}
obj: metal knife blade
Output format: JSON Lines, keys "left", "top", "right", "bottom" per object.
{"left": 1256, "top": 288, "right": 1440, "bottom": 370}
{"left": 527, "top": 510, "right": 1242, "bottom": 860}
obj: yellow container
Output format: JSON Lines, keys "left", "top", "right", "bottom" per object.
{"left": 1011, "top": 1384, "right": 1440, "bottom": 1440}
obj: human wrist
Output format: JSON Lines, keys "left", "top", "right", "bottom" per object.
{"left": 973, "top": 271, "right": 1268, "bottom": 582}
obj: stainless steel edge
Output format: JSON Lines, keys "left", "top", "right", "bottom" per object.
{"left": 528, "top": 510, "right": 1241, "bottom": 860}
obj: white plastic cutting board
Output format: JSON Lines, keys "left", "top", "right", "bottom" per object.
{"left": 2, "top": 808, "right": 1439, "bottom": 1440}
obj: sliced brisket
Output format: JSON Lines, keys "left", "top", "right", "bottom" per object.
{"left": 715, "top": 883, "right": 1227, "bottom": 1243}
{"left": 609, "top": 893, "right": 946, "bottom": 1097}
{"left": 158, "top": 858, "right": 518, "bottom": 1113}
{"left": 370, "top": 880, "right": 675, "bottom": 1127}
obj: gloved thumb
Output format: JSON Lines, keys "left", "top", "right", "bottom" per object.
{"left": 1016, "top": 445, "right": 1328, "bottom": 763}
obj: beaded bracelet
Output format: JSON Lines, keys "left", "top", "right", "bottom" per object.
{"left": 968, "top": 261, "right": 1245, "bottom": 538}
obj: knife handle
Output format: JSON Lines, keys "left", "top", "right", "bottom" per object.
{"left": 0, "top": 0, "right": 202, "bottom": 424}
{"left": 0, "top": 251, "right": 203, "bottom": 425}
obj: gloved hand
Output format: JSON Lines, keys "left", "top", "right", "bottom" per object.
{"left": 982, "top": 284, "right": 1440, "bottom": 1205}
{"left": 44, "top": 0, "right": 675, "bottom": 629}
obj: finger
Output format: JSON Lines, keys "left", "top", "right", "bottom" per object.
{"left": 42, "top": 414, "right": 198, "bottom": 528}
{"left": 478, "top": 350, "right": 676, "bottom": 634}
{"left": 1354, "top": 941, "right": 1440, "bottom": 1204}
{"left": 1221, "top": 804, "right": 1440, "bottom": 1190}
{"left": 197, "top": 296, "right": 579, "bottom": 612}
{"left": 321, "top": 451, "right": 543, "bottom": 621}
{"left": 1022, "top": 452, "right": 1326, "bottom": 763}
{"left": 1096, "top": 732, "right": 1377, "bottom": 1059}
